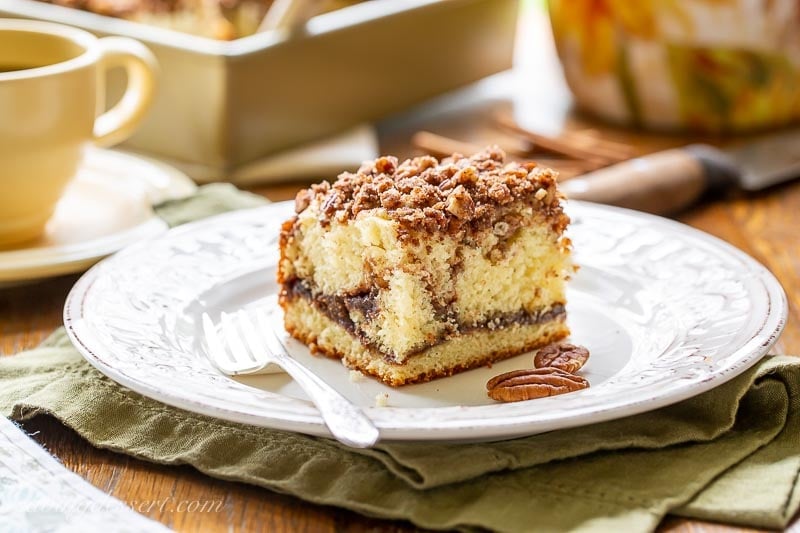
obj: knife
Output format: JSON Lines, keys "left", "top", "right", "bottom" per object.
{"left": 559, "top": 129, "right": 800, "bottom": 215}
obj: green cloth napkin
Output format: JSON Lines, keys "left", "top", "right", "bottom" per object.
{"left": 1, "top": 184, "right": 799, "bottom": 532}
{"left": 154, "top": 182, "right": 267, "bottom": 227}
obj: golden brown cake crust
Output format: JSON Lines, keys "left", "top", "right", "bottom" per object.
{"left": 283, "top": 296, "right": 570, "bottom": 387}
{"left": 43, "top": 0, "right": 267, "bottom": 17}
{"left": 39, "top": 0, "right": 272, "bottom": 39}
{"left": 292, "top": 146, "right": 569, "bottom": 237}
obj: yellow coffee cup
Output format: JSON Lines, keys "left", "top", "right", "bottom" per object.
{"left": 0, "top": 19, "right": 157, "bottom": 247}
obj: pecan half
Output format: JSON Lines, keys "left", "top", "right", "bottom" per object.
{"left": 445, "top": 185, "right": 475, "bottom": 220}
{"left": 534, "top": 343, "right": 590, "bottom": 374}
{"left": 486, "top": 367, "right": 589, "bottom": 402}
{"left": 294, "top": 189, "right": 312, "bottom": 213}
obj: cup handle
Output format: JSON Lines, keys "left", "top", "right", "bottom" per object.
{"left": 92, "top": 37, "right": 158, "bottom": 148}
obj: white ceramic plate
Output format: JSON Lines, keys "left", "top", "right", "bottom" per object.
{"left": 0, "top": 148, "right": 196, "bottom": 286}
{"left": 64, "top": 201, "right": 786, "bottom": 442}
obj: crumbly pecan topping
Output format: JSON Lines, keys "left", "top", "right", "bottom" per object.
{"left": 293, "top": 146, "right": 568, "bottom": 236}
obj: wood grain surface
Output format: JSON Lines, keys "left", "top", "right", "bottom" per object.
{"left": 2, "top": 6, "right": 798, "bottom": 533}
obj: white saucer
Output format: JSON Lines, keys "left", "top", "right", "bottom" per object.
{"left": 0, "top": 148, "right": 196, "bottom": 287}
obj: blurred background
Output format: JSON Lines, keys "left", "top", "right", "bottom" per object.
{"left": 1, "top": 0, "right": 798, "bottom": 225}
{"left": 3, "top": 0, "right": 798, "bottom": 186}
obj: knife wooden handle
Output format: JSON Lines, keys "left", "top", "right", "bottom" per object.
{"left": 559, "top": 145, "right": 741, "bottom": 215}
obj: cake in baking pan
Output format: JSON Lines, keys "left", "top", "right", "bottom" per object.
{"left": 38, "top": 0, "right": 363, "bottom": 39}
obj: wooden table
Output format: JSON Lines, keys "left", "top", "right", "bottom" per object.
{"left": 2, "top": 7, "right": 798, "bottom": 533}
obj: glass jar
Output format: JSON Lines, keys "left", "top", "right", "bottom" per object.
{"left": 548, "top": 0, "right": 800, "bottom": 132}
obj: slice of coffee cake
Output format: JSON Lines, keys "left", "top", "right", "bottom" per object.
{"left": 278, "top": 147, "right": 572, "bottom": 386}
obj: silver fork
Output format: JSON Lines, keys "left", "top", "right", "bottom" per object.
{"left": 202, "top": 309, "right": 380, "bottom": 448}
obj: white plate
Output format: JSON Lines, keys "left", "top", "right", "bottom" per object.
{"left": 64, "top": 201, "right": 787, "bottom": 442}
{"left": 0, "top": 148, "right": 196, "bottom": 286}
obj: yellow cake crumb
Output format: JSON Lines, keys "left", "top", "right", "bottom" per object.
{"left": 374, "top": 393, "right": 389, "bottom": 407}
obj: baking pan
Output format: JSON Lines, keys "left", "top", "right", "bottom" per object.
{"left": 0, "top": 0, "right": 519, "bottom": 178}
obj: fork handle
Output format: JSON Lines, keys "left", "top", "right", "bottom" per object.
{"left": 265, "top": 333, "right": 380, "bottom": 448}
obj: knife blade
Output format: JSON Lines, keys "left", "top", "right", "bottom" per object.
{"left": 559, "top": 129, "right": 800, "bottom": 215}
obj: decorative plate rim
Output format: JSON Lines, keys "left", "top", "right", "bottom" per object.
{"left": 63, "top": 201, "right": 788, "bottom": 442}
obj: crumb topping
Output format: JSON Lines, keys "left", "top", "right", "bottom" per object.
{"left": 293, "top": 146, "right": 567, "bottom": 235}
{"left": 43, "top": 0, "right": 268, "bottom": 16}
